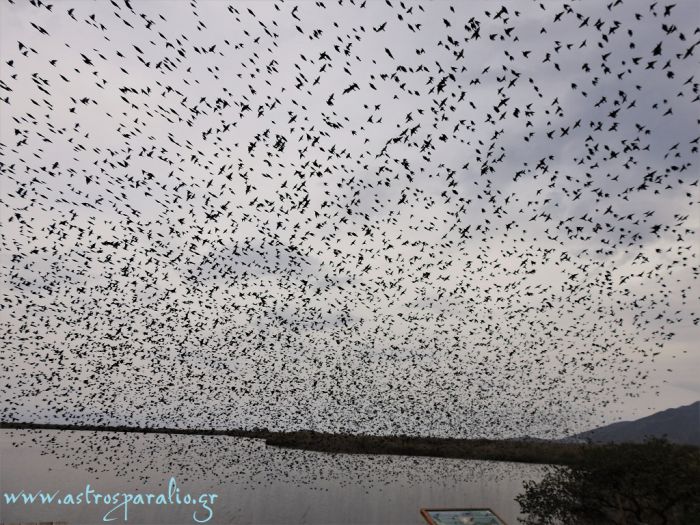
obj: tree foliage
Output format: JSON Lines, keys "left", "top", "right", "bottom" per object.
{"left": 516, "top": 439, "right": 700, "bottom": 525}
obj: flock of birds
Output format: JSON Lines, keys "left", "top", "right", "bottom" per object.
{"left": 1, "top": 0, "right": 698, "bottom": 439}
{"left": 8, "top": 428, "right": 533, "bottom": 491}
{"left": 3, "top": 428, "right": 543, "bottom": 524}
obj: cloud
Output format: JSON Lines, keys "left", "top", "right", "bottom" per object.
{"left": 1, "top": 0, "right": 698, "bottom": 438}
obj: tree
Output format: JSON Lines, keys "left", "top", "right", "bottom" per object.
{"left": 516, "top": 439, "right": 700, "bottom": 525}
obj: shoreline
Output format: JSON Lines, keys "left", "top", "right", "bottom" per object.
{"left": 0, "top": 421, "right": 586, "bottom": 465}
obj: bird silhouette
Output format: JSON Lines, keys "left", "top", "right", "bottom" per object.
{"left": 0, "top": 0, "right": 697, "bottom": 443}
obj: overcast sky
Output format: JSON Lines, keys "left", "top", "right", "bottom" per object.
{"left": 1, "top": 0, "right": 698, "bottom": 438}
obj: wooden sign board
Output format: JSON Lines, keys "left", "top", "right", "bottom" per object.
{"left": 420, "top": 508, "right": 508, "bottom": 525}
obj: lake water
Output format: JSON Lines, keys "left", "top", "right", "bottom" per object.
{"left": 0, "top": 429, "right": 546, "bottom": 524}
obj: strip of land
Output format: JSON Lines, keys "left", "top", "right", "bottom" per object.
{"left": 0, "top": 421, "right": 587, "bottom": 465}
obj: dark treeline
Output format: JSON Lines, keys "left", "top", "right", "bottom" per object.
{"left": 2, "top": 422, "right": 592, "bottom": 465}
{"left": 0, "top": 421, "right": 271, "bottom": 439}
{"left": 264, "top": 431, "right": 589, "bottom": 465}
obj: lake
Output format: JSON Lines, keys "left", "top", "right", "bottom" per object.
{"left": 0, "top": 429, "right": 546, "bottom": 524}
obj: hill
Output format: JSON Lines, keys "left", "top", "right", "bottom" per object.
{"left": 573, "top": 401, "right": 700, "bottom": 445}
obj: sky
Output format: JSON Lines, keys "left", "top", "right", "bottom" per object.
{"left": 0, "top": 0, "right": 698, "bottom": 439}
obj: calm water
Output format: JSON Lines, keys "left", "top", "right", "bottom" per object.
{"left": 0, "top": 429, "right": 546, "bottom": 524}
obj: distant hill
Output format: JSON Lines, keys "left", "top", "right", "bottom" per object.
{"left": 572, "top": 401, "right": 700, "bottom": 445}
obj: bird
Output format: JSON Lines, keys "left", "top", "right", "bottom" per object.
{"left": 0, "top": 0, "right": 697, "bottom": 453}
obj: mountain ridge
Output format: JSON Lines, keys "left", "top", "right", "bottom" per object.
{"left": 572, "top": 401, "right": 700, "bottom": 445}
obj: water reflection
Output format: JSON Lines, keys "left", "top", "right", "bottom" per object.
{"left": 0, "top": 430, "right": 545, "bottom": 524}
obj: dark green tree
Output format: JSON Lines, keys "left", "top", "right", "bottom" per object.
{"left": 516, "top": 439, "right": 700, "bottom": 525}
